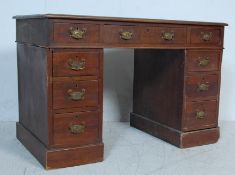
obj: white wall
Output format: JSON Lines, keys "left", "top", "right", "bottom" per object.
{"left": 0, "top": 0, "right": 234, "bottom": 121}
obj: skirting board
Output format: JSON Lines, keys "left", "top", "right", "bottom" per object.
{"left": 130, "top": 112, "right": 219, "bottom": 148}
{"left": 16, "top": 122, "right": 104, "bottom": 169}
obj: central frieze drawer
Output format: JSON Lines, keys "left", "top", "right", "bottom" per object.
{"left": 102, "top": 24, "right": 187, "bottom": 45}
{"left": 53, "top": 111, "right": 100, "bottom": 147}
{"left": 53, "top": 50, "right": 100, "bottom": 77}
{"left": 53, "top": 80, "right": 99, "bottom": 109}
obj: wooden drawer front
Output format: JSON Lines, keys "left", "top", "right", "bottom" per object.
{"left": 140, "top": 26, "right": 186, "bottom": 44}
{"left": 53, "top": 80, "right": 99, "bottom": 109}
{"left": 190, "top": 27, "right": 222, "bottom": 45}
{"left": 183, "top": 101, "right": 218, "bottom": 131}
{"left": 53, "top": 111, "right": 99, "bottom": 147}
{"left": 53, "top": 23, "right": 100, "bottom": 43}
{"left": 53, "top": 51, "right": 100, "bottom": 77}
{"left": 186, "top": 50, "right": 221, "bottom": 72}
{"left": 103, "top": 25, "right": 140, "bottom": 44}
{"left": 185, "top": 74, "right": 219, "bottom": 99}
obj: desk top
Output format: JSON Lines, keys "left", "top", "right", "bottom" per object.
{"left": 13, "top": 14, "right": 228, "bottom": 26}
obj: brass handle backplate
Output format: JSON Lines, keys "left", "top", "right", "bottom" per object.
{"left": 197, "top": 83, "right": 209, "bottom": 91}
{"left": 198, "top": 57, "right": 210, "bottom": 67}
{"left": 162, "top": 31, "right": 175, "bottom": 41}
{"left": 68, "top": 58, "right": 86, "bottom": 71}
{"left": 68, "top": 89, "right": 86, "bottom": 100}
{"left": 69, "top": 124, "right": 85, "bottom": 134}
{"left": 201, "top": 32, "right": 212, "bottom": 41}
{"left": 120, "top": 31, "right": 133, "bottom": 40}
{"left": 69, "top": 27, "right": 86, "bottom": 39}
{"left": 196, "top": 111, "right": 206, "bottom": 119}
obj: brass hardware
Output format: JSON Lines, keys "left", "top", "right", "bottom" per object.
{"left": 69, "top": 124, "right": 85, "bottom": 134}
{"left": 120, "top": 31, "right": 133, "bottom": 40}
{"left": 197, "top": 83, "right": 209, "bottom": 91}
{"left": 69, "top": 27, "right": 86, "bottom": 39}
{"left": 162, "top": 31, "right": 175, "bottom": 41}
{"left": 196, "top": 111, "right": 206, "bottom": 119}
{"left": 198, "top": 57, "right": 210, "bottom": 67}
{"left": 201, "top": 32, "right": 212, "bottom": 41}
{"left": 67, "top": 58, "right": 86, "bottom": 71}
{"left": 67, "top": 89, "right": 86, "bottom": 100}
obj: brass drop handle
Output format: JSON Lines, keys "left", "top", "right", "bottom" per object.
{"left": 198, "top": 57, "right": 210, "bottom": 67}
{"left": 197, "top": 83, "right": 209, "bottom": 91}
{"left": 120, "top": 31, "right": 133, "bottom": 40}
{"left": 68, "top": 89, "right": 86, "bottom": 100}
{"left": 69, "top": 27, "right": 86, "bottom": 39}
{"left": 67, "top": 58, "right": 86, "bottom": 71}
{"left": 69, "top": 124, "right": 85, "bottom": 134}
{"left": 196, "top": 111, "right": 206, "bottom": 119}
{"left": 162, "top": 31, "right": 175, "bottom": 41}
{"left": 201, "top": 32, "right": 212, "bottom": 41}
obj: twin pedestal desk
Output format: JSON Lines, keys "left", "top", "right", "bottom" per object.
{"left": 14, "top": 14, "right": 227, "bottom": 169}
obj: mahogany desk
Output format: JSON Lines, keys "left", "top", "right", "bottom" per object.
{"left": 14, "top": 14, "right": 227, "bottom": 169}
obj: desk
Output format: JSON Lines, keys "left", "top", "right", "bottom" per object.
{"left": 14, "top": 14, "right": 227, "bottom": 169}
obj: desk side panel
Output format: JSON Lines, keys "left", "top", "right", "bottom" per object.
{"left": 16, "top": 19, "right": 50, "bottom": 46}
{"left": 17, "top": 44, "right": 49, "bottom": 145}
{"left": 132, "top": 49, "right": 185, "bottom": 130}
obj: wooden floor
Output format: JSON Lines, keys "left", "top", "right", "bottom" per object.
{"left": 0, "top": 121, "right": 234, "bottom": 175}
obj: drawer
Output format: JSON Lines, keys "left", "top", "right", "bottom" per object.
{"left": 183, "top": 100, "right": 218, "bottom": 131}
{"left": 53, "top": 22, "right": 100, "bottom": 43}
{"left": 190, "top": 27, "right": 222, "bottom": 45}
{"left": 53, "top": 80, "right": 99, "bottom": 109}
{"left": 186, "top": 50, "right": 221, "bottom": 72}
{"left": 53, "top": 50, "right": 100, "bottom": 77}
{"left": 140, "top": 26, "right": 186, "bottom": 44}
{"left": 103, "top": 24, "right": 140, "bottom": 44}
{"left": 185, "top": 74, "right": 219, "bottom": 99}
{"left": 53, "top": 111, "right": 100, "bottom": 147}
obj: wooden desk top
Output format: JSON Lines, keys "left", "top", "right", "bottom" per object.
{"left": 14, "top": 14, "right": 227, "bottom": 49}
{"left": 13, "top": 14, "right": 228, "bottom": 26}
